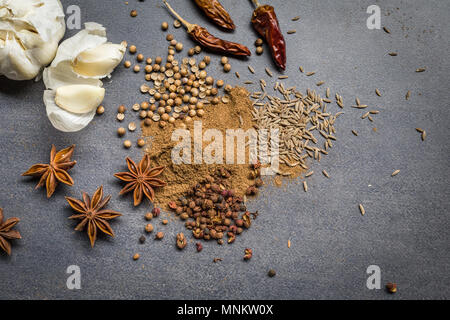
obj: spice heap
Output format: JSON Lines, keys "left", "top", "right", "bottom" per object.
{"left": 251, "top": 81, "right": 343, "bottom": 176}
{"left": 142, "top": 87, "right": 259, "bottom": 208}
{"left": 123, "top": 33, "right": 226, "bottom": 132}
{"left": 167, "top": 168, "right": 258, "bottom": 245}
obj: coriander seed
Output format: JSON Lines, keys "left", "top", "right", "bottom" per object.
{"left": 155, "top": 231, "right": 164, "bottom": 240}
{"left": 221, "top": 56, "right": 228, "bottom": 65}
{"left": 203, "top": 56, "right": 211, "bottom": 64}
{"left": 194, "top": 45, "right": 201, "bottom": 53}
{"left": 124, "top": 60, "right": 131, "bottom": 68}
{"left": 166, "top": 34, "right": 174, "bottom": 41}
{"left": 256, "top": 46, "right": 263, "bottom": 55}
{"left": 175, "top": 42, "right": 183, "bottom": 51}
{"left": 117, "top": 127, "right": 126, "bottom": 136}
{"left": 224, "top": 84, "right": 232, "bottom": 92}
{"left": 223, "top": 63, "right": 231, "bottom": 72}
{"left": 137, "top": 53, "right": 144, "bottom": 62}
{"left": 137, "top": 138, "right": 145, "bottom": 148}
{"left": 255, "top": 38, "right": 263, "bottom": 46}
{"left": 96, "top": 105, "right": 105, "bottom": 115}
{"left": 161, "top": 21, "right": 169, "bottom": 30}
{"left": 130, "top": 10, "right": 137, "bottom": 17}
{"left": 118, "top": 105, "right": 126, "bottom": 113}
{"left": 123, "top": 140, "right": 132, "bottom": 148}
{"left": 216, "top": 80, "right": 224, "bottom": 87}
{"left": 146, "top": 57, "right": 152, "bottom": 64}
{"left": 155, "top": 56, "right": 162, "bottom": 64}
{"left": 129, "top": 45, "right": 137, "bottom": 54}
{"left": 133, "top": 253, "right": 140, "bottom": 261}
{"left": 145, "top": 212, "right": 153, "bottom": 220}
{"left": 133, "top": 65, "right": 140, "bottom": 73}
{"left": 268, "top": 269, "right": 276, "bottom": 277}
{"left": 188, "top": 48, "right": 195, "bottom": 56}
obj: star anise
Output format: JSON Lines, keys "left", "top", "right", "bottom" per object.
{"left": 0, "top": 208, "right": 22, "bottom": 255}
{"left": 66, "top": 186, "right": 121, "bottom": 248}
{"left": 114, "top": 154, "right": 166, "bottom": 206}
{"left": 22, "top": 145, "right": 76, "bottom": 198}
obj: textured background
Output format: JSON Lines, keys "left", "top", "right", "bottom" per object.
{"left": 0, "top": 0, "right": 449, "bottom": 300}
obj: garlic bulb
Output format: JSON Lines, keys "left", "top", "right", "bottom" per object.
{"left": 43, "top": 22, "right": 127, "bottom": 89}
{"left": 0, "top": 0, "right": 65, "bottom": 80}
{"left": 43, "top": 22, "right": 126, "bottom": 132}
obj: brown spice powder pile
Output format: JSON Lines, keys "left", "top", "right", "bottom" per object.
{"left": 142, "top": 87, "right": 259, "bottom": 208}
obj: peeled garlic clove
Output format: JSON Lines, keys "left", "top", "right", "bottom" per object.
{"left": 44, "top": 90, "right": 96, "bottom": 132}
{"left": 73, "top": 41, "right": 126, "bottom": 78}
{"left": 55, "top": 85, "right": 105, "bottom": 114}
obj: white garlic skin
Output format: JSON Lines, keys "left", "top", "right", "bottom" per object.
{"left": 0, "top": 0, "right": 65, "bottom": 80}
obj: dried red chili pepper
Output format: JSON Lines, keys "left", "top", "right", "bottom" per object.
{"left": 250, "top": 0, "right": 286, "bottom": 70}
{"left": 163, "top": 0, "right": 251, "bottom": 57}
{"left": 193, "top": 0, "right": 235, "bottom": 30}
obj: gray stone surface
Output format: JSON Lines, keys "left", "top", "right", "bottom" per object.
{"left": 0, "top": 0, "right": 449, "bottom": 300}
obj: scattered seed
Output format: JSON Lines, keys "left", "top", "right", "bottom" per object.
{"left": 96, "top": 105, "right": 105, "bottom": 115}
{"left": 248, "top": 65, "right": 255, "bottom": 74}
{"left": 391, "top": 170, "right": 400, "bottom": 177}
{"left": 254, "top": 38, "right": 263, "bottom": 46}
{"left": 139, "top": 235, "right": 146, "bottom": 244}
{"left": 256, "top": 46, "right": 263, "bottom": 55}
{"left": 303, "top": 181, "right": 308, "bottom": 192}
{"left": 116, "top": 113, "right": 125, "bottom": 121}
{"left": 305, "top": 171, "right": 314, "bottom": 177}
{"left": 388, "top": 52, "right": 398, "bottom": 56}
{"left": 213, "top": 258, "right": 222, "bottom": 263}
{"left": 322, "top": 170, "right": 330, "bottom": 178}
{"left": 128, "top": 122, "right": 136, "bottom": 132}
{"left": 375, "top": 89, "right": 381, "bottom": 97}
{"left": 278, "top": 75, "right": 288, "bottom": 79}
{"left": 124, "top": 60, "right": 131, "bottom": 68}
{"left": 291, "top": 16, "right": 300, "bottom": 21}
{"left": 383, "top": 26, "right": 391, "bottom": 34}
{"left": 123, "top": 140, "right": 132, "bottom": 149}
{"left": 130, "top": 10, "right": 137, "bottom": 17}
{"left": 268, "top": 269, "right": 276, "bottom": 277}
{"left": 137, "top": 138, "right": 145, "bottom": 148}
{"left": 287, "top": 30, "right": 296, "bottom": 34}
{"left": 117, "top": 127, "right": 126, "bottom": 137}
{"left": 287, "top": 240, "right": 291, "bottom": 248}
{"left": 416, "top": 68, "right": 426, "bottom": 73}
{"left": 415, "top": 128, "right": 424, "bottom": 133}
{"left": 316, "top": 81, "right": 325, "bottom": 86}
{"left": 299, "top": 66, "right": 304, "bottom": 73}
{"left": 421, "top": 131, "right": 426, "bottom": 141}
{"left": 265, "top": 68, "right": 273, "bottom": 77}
{"left": 161, "top": 21, "right": 169, "bottom": 30}
{"left": 306, "top": 71, "right": 315, "bottom": 76}
{"left": 352, "top": 130, "right": 358, "bottom": 136}
{"left": 173, "top": 20, "right": 181, "bottom": 28}
{"left": 386, "top": 283, "right": 397, "bottom": 293}
{"left": 406, "top": 90, "right": 411, "bottom": 100}
{"left": 133, "top": 253, "right": 140, "bottom": 260}
{"left": 359, "top": 204, "right": 365, "bottom": 216}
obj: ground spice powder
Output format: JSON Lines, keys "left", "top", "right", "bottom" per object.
{"left": 142, "top": 87, "right": 257, "bottom": 208}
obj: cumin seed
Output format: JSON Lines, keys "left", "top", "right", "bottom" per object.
{"left": 359, "top": 204, "right": 365, "bottom": 216}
